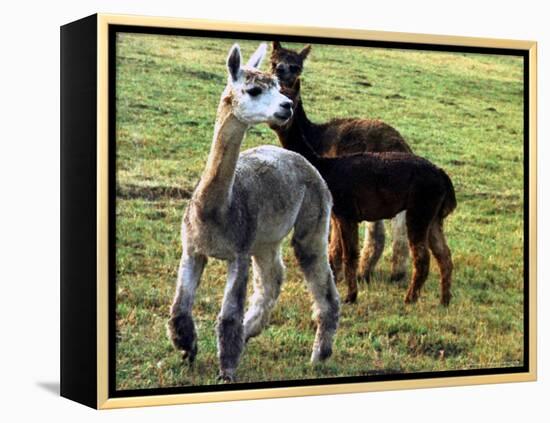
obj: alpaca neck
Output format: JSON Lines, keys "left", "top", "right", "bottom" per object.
{"left": 273, "top": 98, "right": 323, "bottom": 169}
{"left": 193, "top": 94, "right": 248, "bottom": 214}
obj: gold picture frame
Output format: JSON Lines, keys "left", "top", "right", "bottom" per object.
{"left": 60, "top": 13, "right": 537, "bottom": 409}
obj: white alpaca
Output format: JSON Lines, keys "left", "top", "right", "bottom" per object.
{"left": 168, "top": 43, "right": 339, "bottom": 382}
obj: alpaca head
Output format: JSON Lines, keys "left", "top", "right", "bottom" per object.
{"left": 225, "top": 43, "right": 293, "bottom": 126}
{"left": 270, "top": 41, "right": 311, "bottom": 88}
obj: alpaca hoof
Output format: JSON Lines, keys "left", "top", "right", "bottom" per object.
{"left": 359, "top": 273, "right": 371, "bottom": 284}
{"left": 404, "top": 292, "right": 418, "bottom": 304}
{"left": 181, "top": 347, "right": 197, "bottom": 364}
{"left": 168, "top": 313, "right": 198, "bottom": 361}
{"left": 217, "top": 371, "right": 236, "bottom": 383}
{"left": 440, "top": 294, "right": 451, "bottom": 307}
{"left": 243, "top": 326, "right": 256, "bottom": 344}
{"left": 311, "top": 346, "right": 333, "bottom": 364}
{"left": 344, "top": 292, "right": 358, "bottom": 304}
{"left": 390, "top": 272, "right": 406, "bottom": 282}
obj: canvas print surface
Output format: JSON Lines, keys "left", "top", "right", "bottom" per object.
{"left": 114, "top": 31, "right": 525, "bottom": 391}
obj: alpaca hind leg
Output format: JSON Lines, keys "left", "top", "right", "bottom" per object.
{"left": 292, "top": 225, "right": 340, "bottom": 363}
{"left": 328, "top": 217, "right": 344, "bottom": 282}
{"left": 390, "top": 211, "right": 409, "bottom": 282}
{"left": 428, "top": 220, "right": 453, "bottom": 306}
{"left": 404, "top": 200, "right": 441, "bottom": 304}
{"left": 403, "top": 208, "right": 434, "bottom": 304}
{"left": 404, "top": 241, "right": 430, "bottom": 304}
{"left": 217, "top": 256, "right": 249, "bottom": 382}
{"left": 358, "top": 220, "right": 385, "bottom": 283}
{"left": 339, "top": 219, "right": 360, "bottom": 303}
{"left": 168, "top": 252, "right": 207, "bottom": 363}
{"left": 243, "top": 245, "right": 284, "bottom": 341}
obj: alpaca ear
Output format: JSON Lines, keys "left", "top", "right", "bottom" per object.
{"left": 299, "top": 44, "right": 311, "bottom": 60}
{"left": 272, "top": 41, "right": 282, "bottom": 51}
{"left": 246, "top": 43, "right": 267, "bottom": 69}
{"left": 227, "top": 44, "right": 242, "bottom": 82}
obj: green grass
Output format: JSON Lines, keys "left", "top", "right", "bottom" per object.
{"left": 115, "top": 33, "right": 524, "bottom": 390}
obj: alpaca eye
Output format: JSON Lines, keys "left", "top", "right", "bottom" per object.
{"left": 246, "top": 87, "right": 263, "bottom": 97}
{"left": 289, "top": 65, "right": 301, "bottom": 73}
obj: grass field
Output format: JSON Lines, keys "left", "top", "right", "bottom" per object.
{"left": 114, "top": 33, "right": 525, "bottom": 390}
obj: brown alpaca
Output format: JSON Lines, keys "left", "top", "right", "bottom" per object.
{"left": 273, "top": 81, "right": 456, "bottom": 305}
{"left": 270, "top": 41, "right": 414, "bottom": 286}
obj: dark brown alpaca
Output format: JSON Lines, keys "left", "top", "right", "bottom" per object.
{"left": 273, "top": 81, "right": 456, "bottom": 305}
{"left": 270, "top": 41, "right": 414, "bottom": 286}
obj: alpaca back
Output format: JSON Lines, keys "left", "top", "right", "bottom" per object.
{"left": 320, "top": 152, "right": 453, "bottom": 222}
{"left": 236, "top": 146, "right": 332, "bottom": 248}
{"left": 315, "top": 118, "right": 413, "bottom": 157}
{"left": 184, "top": 145, "right": 331, "bottom": 259}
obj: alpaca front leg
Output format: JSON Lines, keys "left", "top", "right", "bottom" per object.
{"left": 339, "top": 219, "right": 360, "bottom": 303}
{"left": 217, "top": 256, "right": 249, "bottom": 383}
{"left": 168, "top": 252, "right": 207, "bottom": 363}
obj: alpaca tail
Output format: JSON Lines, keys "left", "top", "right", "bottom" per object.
{"left": 440, "top": 170, "right": 457, "bottom": 219}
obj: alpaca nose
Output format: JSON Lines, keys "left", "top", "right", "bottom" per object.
{"left": 280, "top": 101, "right": 292, "bottom": 110}
{"left": 276, "top": 63, "right": 287, "bottom": 73}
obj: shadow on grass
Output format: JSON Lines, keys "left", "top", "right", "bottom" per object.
{"left": 117, "top": 183, "right": 192, "bottom": 201}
